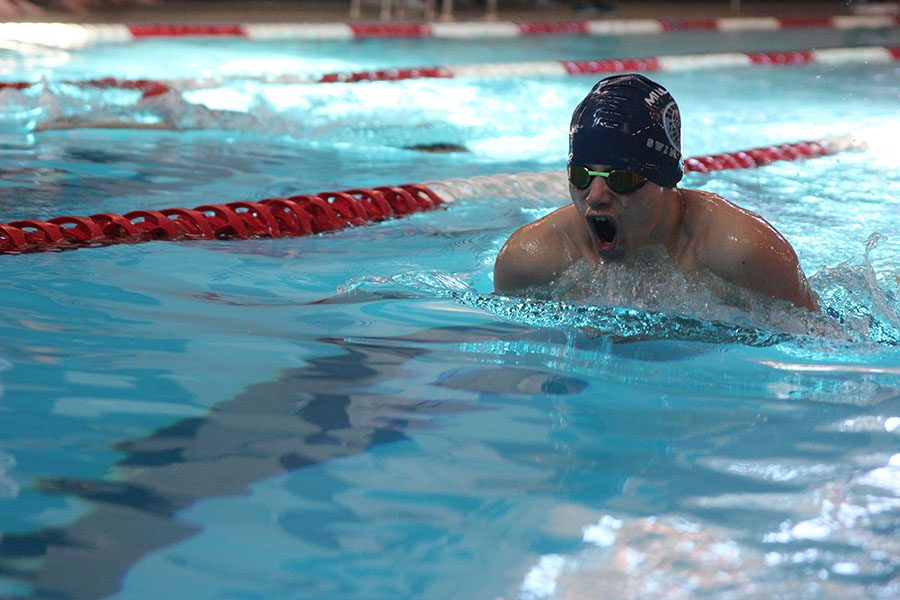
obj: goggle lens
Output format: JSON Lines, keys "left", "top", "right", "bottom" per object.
{"left": 607, "top": 170, "right": 647, "bottom": 193}
{"left": 567, "top": 164, "right": 591, "bottom": 189}
{"left": 567, "top": 165, "right": 648, "bottom": 194}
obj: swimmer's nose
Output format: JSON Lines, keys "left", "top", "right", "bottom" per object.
{"left": 585, "top": 178, "right": 613, "bottom": 207}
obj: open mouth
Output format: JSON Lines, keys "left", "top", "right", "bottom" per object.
{"left": 589, "top": 216, "right": 617, "bottom": 251}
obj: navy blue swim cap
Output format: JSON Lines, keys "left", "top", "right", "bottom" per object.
{"left": 569, "top": 74, "right": 683, "bottom": 187}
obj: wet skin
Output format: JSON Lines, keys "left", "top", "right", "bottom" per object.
{"left": 494, "top": 165, "right": 819, "bottom": 312}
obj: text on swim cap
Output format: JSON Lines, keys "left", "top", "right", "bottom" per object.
{"left": 644, "top": 87, "right": 668, "bottom": 108}
{"left": 646, "top": 137, "right": 680, "bottom": 159}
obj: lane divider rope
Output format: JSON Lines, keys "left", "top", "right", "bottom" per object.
{"left": 0, "top": 136, "right": 864, "bottom": 256}
{"left": 3, "top": 46, "right": 897, "bottom": 95}
{"left": 0, "top": 16, "right": 896, "bottom": 46}
{"left": 424, "top": 136, "right": 865, "bottom": 202}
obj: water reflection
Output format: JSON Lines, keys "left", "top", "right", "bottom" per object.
{"left": 0, "top": 321, "right": 588, "bottom": 599}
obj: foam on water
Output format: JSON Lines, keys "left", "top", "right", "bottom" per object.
{"left": 812, "top": 233, "right": 900, "bottom": 346}
{"left": 346, "top": 229, "right": 899, "bottom": 350}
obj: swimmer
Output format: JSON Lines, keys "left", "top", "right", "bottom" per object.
{"left": 494, "top": 74, "right": 818, "bottom": 312}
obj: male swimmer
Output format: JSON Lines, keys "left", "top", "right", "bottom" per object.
{"left": 494, "top": 74, "right": 818, "bottom": 312}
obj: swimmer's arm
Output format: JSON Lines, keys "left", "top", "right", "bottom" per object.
{"left": 702, "top": 224, "right": 819, "bottom": 312}
{"left": 494, "top": 206, "right": 581, "bottom": 294}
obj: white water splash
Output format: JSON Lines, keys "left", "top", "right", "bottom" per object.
{"left": 811, "top": 233, "right": 900, "bottom": 345}
{"left": 341, "top": 243, "right": 900, "bottom": 347}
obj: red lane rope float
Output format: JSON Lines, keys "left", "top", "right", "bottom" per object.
{"left": 660, "top": 19, "right": 719, "bottom": 31}
{"left": 517, "top": 21, "right": 590, "bottom": 35}
{"left": 0, "top": 184, "right": 445, "bottom": 255}
{"left": 127, "top": 24, "right": 245, "bottom": 38}
{"left": 0, "top": 77, "right": 172, "bottom": 99}
{"left": 348, "top": 23, "right": 433, "bottom": 38}
{"left": 0, "top": 139, "right": 859, "bottom": 256}
{"left": 682, "top": 140, "right": 835, "bottom": 174}
{"left": 310, "top": 45, "right": 900, "bottom": 84}
{"left": 318, "top": 66, "right": 453, "bottom": 84}
{"left": 81, "top": 77, "right": 173, "bottom": 98}
{"left": 1, "top": 16, "right": 896, "bottom": 47}
{"left": 563, "top": 58, "right": 661, "bottom": 75}
{"left": 2, "top": 45, "right": 897, "bottom": 94}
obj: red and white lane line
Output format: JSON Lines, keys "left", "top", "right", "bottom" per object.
{"left": 0, "top": 136, "right": 867, "bottom": 255}
{"left": 0, "top": 15, "right": 897, "bottom": 47}
{"left": 2, "top": 46, "right": 896, "bottom": 95}
{"left": 303, "top": 45, "right": 900, "bottom": 83}
{"left": 427, "top": 135, "right": 867, "bottom": 203}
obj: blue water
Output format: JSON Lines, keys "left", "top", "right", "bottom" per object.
{"left": 0, "top": 27, "right": 899, "bottom": 600}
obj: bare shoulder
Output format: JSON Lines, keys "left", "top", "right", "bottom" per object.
{"left": 683, "top": 190, "right": 784, "bottom": 248}
{"left": 494, "top": 205, "right": 588, "bottom": 294}
{"left": 682, "top": 189, "right": 818, "bottom": 311}
{"left": 686, "top": 190, "right": 794, "bottom": 266}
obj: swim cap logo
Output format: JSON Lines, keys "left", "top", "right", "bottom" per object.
{"left": 643, "top": 87, "right": 667, "bottom": 109}
{"left": 662, "top": 101, "right": 681, "bottom": 150}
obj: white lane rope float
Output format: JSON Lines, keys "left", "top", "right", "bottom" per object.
{"left": 0, "top": 135, "right": 867, "bottom": 255}
{"left": 0, "top": 15, "right": 896, "bottom": 47}
{"left": 2, "top": 45, "right": 898, "bottom": 96}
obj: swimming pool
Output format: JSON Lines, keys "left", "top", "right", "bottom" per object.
{"left": 0, "top": 20, "right": 899, "bottom": 600}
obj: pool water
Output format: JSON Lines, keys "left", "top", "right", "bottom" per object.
{"left": 0, "top": 26, "right": 899, "bottom": 600}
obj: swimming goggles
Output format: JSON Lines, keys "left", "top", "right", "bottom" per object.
{"left": 567, "top": 165, "right": 648, "bottom": 194}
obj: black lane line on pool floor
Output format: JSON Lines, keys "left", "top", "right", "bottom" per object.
{"left": 0, "top": 318, "right": 588, "bottom": 600}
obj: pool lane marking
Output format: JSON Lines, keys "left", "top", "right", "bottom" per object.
{"left": 312, "top": 44, "right": 899, "bottom": 82}
{"left": 812, "top": 46, "right": 898, "bottom": 64}
{"left": 654, "top": 52, "right": 752, "bottom": 71}
{"left": 2, "top": 45, "right": 897, "bottom": 94}
{"left": 450, "top": 60, "right": 569, "bottom": 79}
{"left": 0, "top": 15, "right": 897, "bottom": 46}
{"left": 831, "top": 15, "right": 900, "bottom": 30}
{"left": 716, "top": 17, "right": 782, "bottom": 31}
{"left": 426, "top": 135, "right": 867, "bottom": 203}
{"left": 429, "top": 21, "right": 522, "bottom": 38}
{"left": 241, "top": 23, "right": 356, "bottom": 41}
{"left": 0, "top": 136, "right": 868, "bottom": 255}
